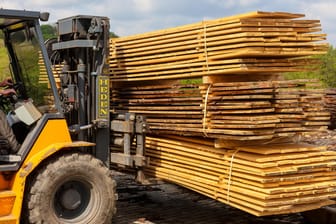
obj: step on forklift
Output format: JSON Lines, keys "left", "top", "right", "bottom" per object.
{"left": 0, "top": 8, "right": 146, "bottom": 224}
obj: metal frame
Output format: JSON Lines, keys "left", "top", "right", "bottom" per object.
{"left": 52, "top": 15, "right": 112, "bottom": 165}
{"left": 110, "top": 113, "right": 147, "bottom": 167}
{"left": 0, "top": 113, "right": 65, "bottom": 171}
{"left": 0, "top": 8, "right": 63, "bottom": 113}
{"left": 0, "top": 8, "right": 42, "bottom": 22}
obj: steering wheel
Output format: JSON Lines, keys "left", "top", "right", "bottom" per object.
{"left": 0, "top": 82, "right": 24, "bottom": 112}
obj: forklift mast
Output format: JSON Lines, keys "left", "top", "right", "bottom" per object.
{"left": 52, "top": 16, "right": 111, "bottom": 165}
{"left": 51, "top": 16, "right": 147, "bottom": 169}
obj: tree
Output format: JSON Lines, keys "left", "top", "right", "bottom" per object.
{"left": 41, "top": 24, "right": 57, "bottom": 40}
{"left": 41, "top": 23, "right": 119, "bottom": 39}
{"left": 284, "top": 46, "right": 336, "bottom": 88}
{"left": 319, "top": 46, "right": 336, "bottom": 87}
{"left": 110, "top": 31, "right": 118, "bottom": 38}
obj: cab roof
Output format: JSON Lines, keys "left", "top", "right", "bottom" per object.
{"left": 0, "top": 8, "right": 49, "bottom": 29}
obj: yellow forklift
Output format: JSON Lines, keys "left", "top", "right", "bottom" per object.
{"left": 0, "top": 8, "right": 146, "bottom": 223}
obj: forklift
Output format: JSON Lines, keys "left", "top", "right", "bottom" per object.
{"left": 0, "top": 8, "right": 146, "bottom": 224}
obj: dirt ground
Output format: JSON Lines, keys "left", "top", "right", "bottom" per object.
{"left": 112, "top": 173, "right": 304, "bottom": 224}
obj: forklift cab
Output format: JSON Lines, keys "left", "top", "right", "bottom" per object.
{"left": 0, "top": 9, "right": 118, "bottom": 224}
{"left": 0, "top": 9, "right": 61, "bottom": 166}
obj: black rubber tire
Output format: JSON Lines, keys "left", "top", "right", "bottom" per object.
{"left": 24, "top": 153, "right": 116, "bottom": 224}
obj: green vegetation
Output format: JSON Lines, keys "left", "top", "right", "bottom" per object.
{"left": 284, "top": 46, "right": 336, "bottom": 88}
{"left": 0, "top": 35, "right": 10, "bottom": 80}
{"left": 41, "top": 24, "right": 119, "bottom": 39}
{"left": 0, "top": 44, "right": 10, "bottom": 80}
{"left": 15, "top": 42, "right": 48, "bottom": 105}
{"left": 180, "top": 78, "right": 202, "bottom": 85}
{"left": 318, "top": 46, "right": 336, "bottom": 87}
{"left": 41, "top": 24, "right": 57, "bottom": 40}
{"left": 0, "top": 27, "right": 50, "bottom": 107}
{"left": 110, "top": 32, "right": 118, "bottom": 38}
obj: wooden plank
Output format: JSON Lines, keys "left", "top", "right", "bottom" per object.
{"left": 235, "top": 143, "right": 327, "bottom": 155}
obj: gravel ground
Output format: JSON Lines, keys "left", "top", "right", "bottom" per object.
{"left": 112, "top": 172, "right": 304, "bottom": 224}
{"left": 112, "top": 130, "right": 336, "bottom": 224}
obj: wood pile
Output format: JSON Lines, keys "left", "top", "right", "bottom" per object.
{"left": 110, "top": 11, "right": 335, "bottom": 216}
{"left": 111, "top": 83, "right": 204, "bottom": 135}
{"left": 144, "top": 135, "right": 336, "bottom": 216}
{"left": 324, "top": 89, "right": 336, "bottom": 129}
{"left": 111, "top": 79, "right": 329, "bottom": 140}
{"left": 109, "top": 11, "right": 327, "bottom": 82}
{"left": 201, "top": 79, "right": 329, "bottom": 140}
{"left": 39, "top": 10, "right": 335, "bottom": 216}
{"left": 38, "top": 52, "right": 61, "bottom": 87}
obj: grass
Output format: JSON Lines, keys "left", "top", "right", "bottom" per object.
{"left": 0, "top": 40, "right": 10, "bottom": 80}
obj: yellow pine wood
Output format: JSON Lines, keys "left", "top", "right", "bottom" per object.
{"left": 231, "top": 174, "right": 336, "bottom": 193}
{"left": 147, "top": 142, "right": 336, "bottom": 171}
{"left": 144, "top": 135, "right": 336, "bottom": 216}
{"left": 109, "top": 11, "right": 327, "bottom": 82}
{"left": 230, "top": 150, "right": 336, "bottom": 163}
{"left": 147, "top": 136, "right": 335, "bottom": 174}
{"left": 152, "top": 158, "right": 335, "bottom": 204}
{"left": 234, "top": 143, "right": 327, "bottom": 154}
{"left": 208, "top": 108, "right": 275, "bottom": 115}
{"left": 112, "top": 19, "right": 322, "bottom": 49}
{"left": 213, "top": 137, "right": 293, "bottom": 149}
{"left": 112, "top": 11, "right": 305, "bottom": 44}
{"left": 146, "top": 136, "right": 221, "bottom": 155}
{"left": 230, "top": 168, "right": 335, "bottom": 186}
{"left": 209, "top": 123, "right": 276, "bottom": 129}
{"left": 111, "top": 78, "right": 328, "bottom": 139}
{"left": 146, "top": 157, "right": 333, "bottom": 189}
{"left": 145, "top": 160, "right": 336, "bottom": 215}
{"left": 111, "top": 31, "right": 323, "bottom": 56}
{"left": 204, "top": 101, "right": 273, "bottom": 109}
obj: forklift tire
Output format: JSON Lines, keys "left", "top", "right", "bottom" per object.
{"left": 23, "top": 153, "right": 117, "bottom": 224}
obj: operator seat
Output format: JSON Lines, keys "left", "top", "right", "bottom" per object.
{"left": 0, "top": 113, "right": 58, "bottom": 166}
{"left": 0, "top": 136, "right": 10, "bottom": 155}
{"left": 0, "top": 137, "right": 21, "bottom": 163}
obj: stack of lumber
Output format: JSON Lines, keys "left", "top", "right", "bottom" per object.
{"left": 109, "top": 11, "right": 333, "bottom": 217}
{"left": 202, "top": 79, "right": 329, "bottom": 139}
{"left": 111, "top": 83, "right": 204, "bottom": 135}
{"left": 144, "top": 135, "right": 336, "bottom": 216}
{"left": 38, "top": 52, "right": 61, "bottom": 87}
{"left": 299, "top": 84, "right": 330, "bottom": 131}
{"left": 109, "top": 11, "right": 327, "bottom": 82}
{"left": 38, "top": 10, "right": 335, "bottom": 216}
{"left": 111, "top": 79, "right": 329, "bottom": 140}
{"left": 324, "top": 89, "right": 336, "bottom": 129}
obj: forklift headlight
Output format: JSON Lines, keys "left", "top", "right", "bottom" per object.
{"left": 40, "top": 12, "right": 50, "bottom": 22}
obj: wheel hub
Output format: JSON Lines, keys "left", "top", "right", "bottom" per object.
{"left": 54, "top": 180, "right": 91, "bottom": 219}
{"left": 60, "top": 188, "right": 82, "bottom": 210}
